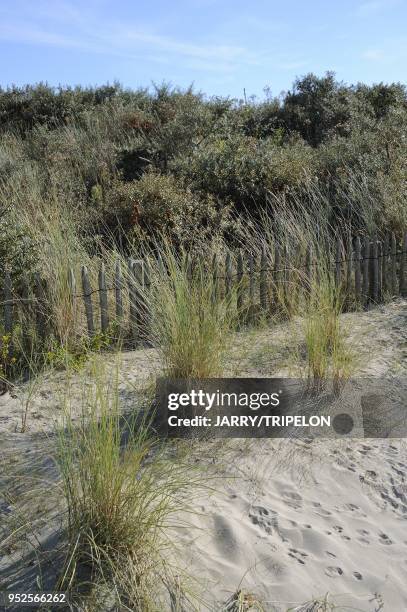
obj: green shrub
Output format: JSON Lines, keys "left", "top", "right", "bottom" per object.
{"left": 128, "top": 171, "right": 232, "bottom": 247}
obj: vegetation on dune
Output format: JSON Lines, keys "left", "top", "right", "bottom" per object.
{"left": 0, "top": 74, "right": 406, "bottom": 278}
{"left": 0, "top": 73, "right": 402, "bottom": 383}
{"left": 56, "top": 360, "right": 204, "bottom": 610}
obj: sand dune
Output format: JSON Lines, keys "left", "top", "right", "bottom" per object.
{"left": 1, "top": 300, "right": 406, "bottom": 610}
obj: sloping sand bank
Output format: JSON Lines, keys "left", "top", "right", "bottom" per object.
{"left": 1, "top": 300, "right": 406, "bottom": 610}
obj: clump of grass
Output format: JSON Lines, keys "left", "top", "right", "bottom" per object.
{"left": 147, "top": 243, "right": 238, "bottom": 379}
{"left": 239, "top": 199, "right": 356, "bottom": 390}
{"left": 222, "top": 589, "right": 265, "bottom": 611}
{"left": 288, "top": 591, "right": 374, "bottom": 611}
{"left": 297, "top": 261, "right": 355, "bottom": 391}
{"left": 56, "top": 359, "right": 204, "bottom": 608}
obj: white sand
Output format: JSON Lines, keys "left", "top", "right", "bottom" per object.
{"left": 173, "top": 436, "right": 407, "bottom": 610}
{"left": 1, "top": 300, "right": 406, "bottom": 610}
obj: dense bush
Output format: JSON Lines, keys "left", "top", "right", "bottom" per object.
{"left": 126, "top": 171, "right": 233, "bottom": 247}
{"left": 0, "top": 72, "right": 406, "bottom": 271}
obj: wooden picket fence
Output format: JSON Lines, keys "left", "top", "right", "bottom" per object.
{"left": 2, "top": 232, "right": 407, "bottom": 348}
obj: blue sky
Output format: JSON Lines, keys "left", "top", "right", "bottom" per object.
{"left": 0, "top": 0, "right": 406, "bottom": 99}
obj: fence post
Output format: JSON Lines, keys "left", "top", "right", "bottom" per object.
{"left": 157, "top": 253, "right": 165, "bottom": 277}
{"left": 81, "top": 266, "right": 94, "bottom": 338}
{"left": 377, "top": 241, "right": 383, "bottom": 301}
{"left": 283, "top": 245, "right": 290, "bottom": 308}
{"left": 400, "top": 231, "right": 407, "bottom": 297}
{"left": 134, "top": 260, "right": 145, "bottom": 341}
{"left": 363, "top": 237, "right": 370, "bottom": 308}
{"left": 346, "top": 232, "right": 353, "bottom": 298}
{"left": 186, "top": 254, "right": 193, "bottom": 283}
{"left": 236, "top": 250, "right": 244, "bottom": 312}
{"left": 305, "top": 244, "right": 313, "bottom": 293}
{"left": 247, "top": 252, "right": 255, "bottom": 318}
{"left": 115, "top": 260, "right": 123, "bottom": 320}
{"left": 34, "top": 273, "right": 48, "bottom": 341}
{"left": 4, "top": 272, "right": 13, "bottom": 337}
{"left": 371, "top": 238, "right": 379, "bottom": 303}
{"left": 225, "top": 252, "right": 232, "bottom": 299}
{"left": 274, "top": 244, "right": 281, "bottom": 310}
{"left": 98, "top": 262, "right": 109, "bottom": 334}
{"left": 335, "top": 236, "right": 342, "bottom": 288}
{"left": 260, "top": 247, "right": 268, "bottom": 312}
{"left": 21, "top": 275, "right": 32, "bottom": 351}
{"left": 354, "top": 236, "right": 362, "bottom": 306}
{"left": 211, "top": 253, "right": 218, "bottom": 304}
{"left": 128, "top": 257, "right": 137, "bottom": 340}
{"left": 391, "top": 233, "right": 398, "bottom": 296}
{"left": 143, "top": 260, "right": 151, "bottom": 343}
{"left": 382, "top": 234, "right": 389, "bottom": 297}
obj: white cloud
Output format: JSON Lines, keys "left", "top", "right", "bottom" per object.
{"left": 356, "top": 0, "right": 401, "bottom": 16}
{"left": 0, "top": 4, "right": 258, "bottom": 74}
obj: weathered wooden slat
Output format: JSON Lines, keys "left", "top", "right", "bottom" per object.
{"left": 142, "top": 260, "right": 151, "bottom": 342}
{"left": 260, "top": 248, "right": 268, "bottom": 311}
{"left": 283, "top": 245, "right": 290, "bottom": 307}
{"left": 133, "top": 259, "right": 145, "bottom": 340}
{"left": 391, "top": 233, "right": 398, "bottom": 296}
{"left": 128, "top": 257, "right": 138, "bottom": 336}
{"left": 274, "top": 244, "right": 281, "bottom": 309}
{"left": 98, "top": 262, "right": 109, "bottom": 333}
{"left": 236, "top": 250, "right": 244, "bottom": 312}
{"left": 4, "top": 272, "right": 13, "bottom": 336}
{"left": 354, "top": 236, "right": 362, "bottom": 305}
{"left": 21, "top": 275, "right": 32, "bottom": 351}
{"left": 115, "top": 260, "right": 123, "bottom": 320}
{"left": 225, "top": 252, "right": 232, "bottom": 299}
{"left": 335, "top": 236, "right": 342, "bottom": 288}
{"left": 186, "top": 254, "right": 193, "bottom": 283}
{"left": 34, "top": 273, "right": 47, "bottom": 341}
{"left": 211, "top": 253, "right": 218, "bottom": 304}
{"left": 81, "top": 266, "right": 94, "bottom": 337}
{"left": 400, "top": 231, "right": 407, "bottom": 297}
{"left": 346, "top": 232, "right": 353, "bottom": 296}
{"left": 305, "top": 244, "right": 313, "bottom": 293}
{"left": 157, "top": 253, "right": 165, "bottom": 277}
{"left": 377, "top": 241, "right": 383, "bottom": 301}
{"left": 382, "top": 234, "right": 389, "bottom": 297}
{"left": 248, "top": 252, "right": 255, "bottom": 306}
{"left": 372, "top": 239, "right": 379, "bottom": 303}
{"left": 362, "top": 237, "right": 370, "bottom": 307}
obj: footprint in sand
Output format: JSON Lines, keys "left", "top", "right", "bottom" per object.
{"left": 288, "top": 548, "right": 308, "bottom": 565}
{"left": 325, "top": 566, "right": 344, "bottom": 577}
{"left": 213, "top": 515, "right": 239, "bottom": 559}
{"left": 357, "top": 529, "right": 370, "bottom": 536}
{"left": 315, "top": 507, "right": 332, "bottom": 516}
{"left": 325, "top": 551, "right": 337, "bottom": 558}
{"left": 282, "top": 491, "right": 302, "bottom": 509}
{"left": 366, "top": 470, "right": 377, "bottom": 479}
{"left": 378, "top": 532, "right": 393, "bottom": 545}
{"left": 353, "top": 571, "right": 363, "bottom": 580}
{"left": 249, "top": 506, "right": 278, "bottom": 535}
